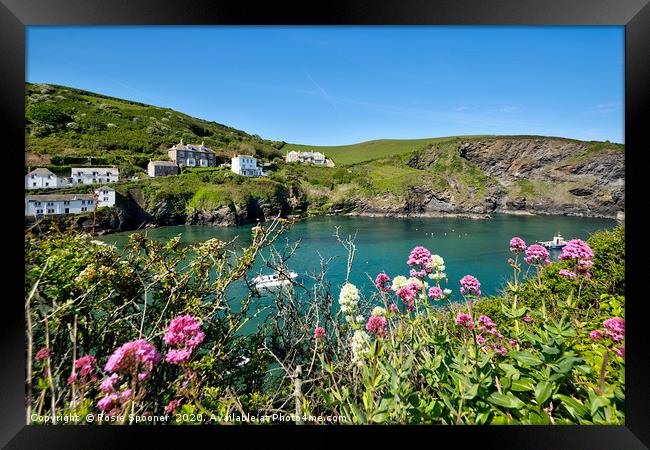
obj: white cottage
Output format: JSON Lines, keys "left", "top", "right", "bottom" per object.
{"left": 25, "top": 168, "right": 69, "bottom": 190}
{"left": 25, "top": 193, "right": 96, "bottom": 217}
{"left": 95, "top": 186, "right": 116, "bottom": 208}
{"left": 71, "top": 167, "right": 119, "bottom": 185}
{"left": 231, "top": 155, "right": 267, "bottom": 177}
{"left": 285, "top": 151, "right": 335, "bottom": 167}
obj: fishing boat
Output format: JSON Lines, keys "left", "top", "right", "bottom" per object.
{"left": 538, "top": 233, "right": 568, "bottom": 250}
{"left": 252, "top": 270, "right": 298, "bottom": 291}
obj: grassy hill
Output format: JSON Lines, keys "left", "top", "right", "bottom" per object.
{"left": 25, "top": 83, "right": 284, "bottom": 177}
{"left": 283, "top": 135, "right": 619, "bottom": 166}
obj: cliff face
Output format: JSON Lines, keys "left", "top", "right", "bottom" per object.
{"left": 355, "top": 138, "right": 624, "bottom": 219}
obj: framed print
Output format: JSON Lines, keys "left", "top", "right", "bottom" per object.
{"left": 2, "top": 0, "right": 649, "bottom": 447}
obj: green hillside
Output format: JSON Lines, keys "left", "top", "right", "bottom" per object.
{"left": 283, "top": 134, "right": 614, "bottom": 166}
{"left": 25, "top": 83, "right": 284, "bottom": 177}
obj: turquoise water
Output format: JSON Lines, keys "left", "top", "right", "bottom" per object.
{"left": 98, "top": 214, "right": 616, "bottom": 301}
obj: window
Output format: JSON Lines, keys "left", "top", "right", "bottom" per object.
{"left": 32, "top": 182, "right": 36, "bottom": 187}
{"left": 47, "top": 209, "right": 54, "bottom": 214}
{"left": 81, "top": 207, "right": 87, "bottom": 212}
{"left": 31, "top": 175, "right": 35, "bottom": 179}
{"left": 35, "top": 202, "right": 41, "bottom": 206}
{"left": 36, "top": 209, "right": 43, "bottom": 214}
{"left": 45, "top": 182, "right": 49, "bottom": 187}
{"left": 103, "top": 197, "right": 109, "bottom": 202}
{"left": 46, "top": 202, "right": 53, "bottom": 206}
{"left": 64, "top": 201, "right": 70, "bottom": 205}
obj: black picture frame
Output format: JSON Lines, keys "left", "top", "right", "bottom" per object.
{"left": 2, "top": 1, "right": 648, "bottom": 448}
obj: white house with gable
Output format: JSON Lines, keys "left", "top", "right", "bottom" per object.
{"left": 71, "top": 167, "right": 119, "bottom": 185}
{"left": 25, "top": 168, "right": 70, "bottom": 190}
{"left": 25, "top": 193, "right": 96, "bottom": 217}
{"left": 25, "top": 187, "right": 116, "bottom": 217}
{"left": 286, "top": 151, "right": 335, "bottom": 167}
{"left": 95, "top": 186, "right": 116, "bottom": 208}
{"left": 231, "top": 155, "right": 267, "bottom": 177}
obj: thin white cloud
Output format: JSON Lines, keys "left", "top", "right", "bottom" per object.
{"left": 582, "top": 101, "right": 623, "bottom": 115}
{"left": 305, "top": 72, "right": 338, "bottom": 111}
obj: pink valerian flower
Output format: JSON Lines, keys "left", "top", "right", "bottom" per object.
{"left": 389, "top": 304, "right": 399, "bottom": 313}
{"left": 509, "top": 339, "right": 518, "bottom": 347}
{"left": 164, "top": 315, "right": 206, "bottom": 366}
{"left": 559, "top": 269, "right": 577, "bottom": 279}
{"left": 559, "top": 239, "right": 595, "bottom": 276}
{"left": 509, "top": 237, "right": 527, "bottom": 254}
{"left": 603, "top": 317, "right": 625, "bottom": 342}
{"left": 407, "top": 246, "right": 432, "bottom": 268}
{"left": 613, "top": 345, "right": 625, "bottom": 359}
{"left": 166, "top": 348, "right": 193, "bottom": 365}
{"left": 590, "top": 330, "right": 604, "bottom": 341}
{"left": 524, "top": 244, "right": 551, "bottom": 265}
{"left": 522, "top": 315, "right": 532, "bottom": 323}
{"left": 365, "top": 316, "right": 388, "bottom": 337}
{"left": 165, "top": 399, "right": 181, "bottom": 414}
{"left": 104, "top": 339, "right": 161, "bottom": 375}
{"left": 410, "top": 269, "right": 427, "bottom": 278}
{"left": 455, "top": 313, "right": 475, "bottom": 329}
{"left": 396, "top": 285, "right": 417, "bottom": 311}
{"left": 35, "top": 347, "right": 50, "bottom": 362}
{"left": 428, "top": 286, "right": 445, "bottom": 300}
{"left": 494, "top": 347, "right": 508, "bottom": 356}
{"left": 67, "top": 374, "right": 77, "bottom": 385}
{"left": 477, "top": 315, "right": 496, "bottom": 328}
{"left": 75, "top": 355, "right": 97, "bottom": 377}
{"left": 100, "top": 373, "right": 119, "bottom": 393}
{"left": 97, "top": 393, "right": 120, "bottom": 412}
{"left": 560, "top": 239, "right": 594, "bottom": 261}
{"left": 476, "top": 336, "right": 486, "bottom": 344}
{"left": 374, "top": 273, "right": 392, "bottom": 292}
{"left": 459, "top": 275, "right": 481, "bottom": 297}
{"left": 164, "top": 315, "right": 205, "bottom": 346}
{"left": 313, "top": 327, "right": 326, "bottom": 339}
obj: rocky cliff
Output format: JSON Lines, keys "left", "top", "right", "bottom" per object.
{"left": 353, "top": 137, "right": 624, "bottom": 220}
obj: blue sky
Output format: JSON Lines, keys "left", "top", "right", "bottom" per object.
{"left": 26, "top": 26, "right": 624, "bottom": 145}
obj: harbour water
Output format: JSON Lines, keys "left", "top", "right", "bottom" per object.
{"left": 98, "top": 214, "right": 616, "bottom": 300}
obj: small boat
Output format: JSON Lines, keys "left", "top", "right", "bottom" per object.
{"left": 252, "top": 270, "right": 298, "bottom": 291}
{"left": 538, "top": 232, "right": 568, "bottom": 250}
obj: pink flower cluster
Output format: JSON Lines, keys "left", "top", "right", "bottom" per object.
{"left": 35, "top": 347, "right": 51, "bottom": 362}
{"left": 165, "top": 399, "right": 181, "bottom": 414}
{"left": 559, "top": 239, "right": 594, "bottom": 277}
{"left": 460, "top": 275, "right": 481, "bottom": 297}
{"left": 475, "top": 315, "right": 509, "bottom": 355}
{"left": 396, "top": 282, "right": 422, "bottom": 311}
{"left": 68, "top": 355, "right": 97, "bottom": 385}
{"left": 558, "top": 269, "right": 577, "bottom": 279}
{"left": 524, "top": 244, "right": 551, "bottom": 265}
{"left": 313, "top": 327, "right": 326, "bottom": 339}
{"left": 590, "top": 317, "right": 625, "bottom": 359}
{"left": 104, "top": 339, "right": 161, "bottom": 375}
{"left": 509, "top": 237, "right": 527, "bottom": 254}
{"left": 407, "top": 246, "right": 432, "bottom": 267}
{"left": 365, "top": 316, "right": 388, "bottom": 337}
{"left": 603, "top": 317, "right": 625, "bottom": 342}
{"left": 97, "top": 388, "right": 133, "bottom": 414}
{"left": 97, "top": 339, "right": 161, "bottom": 415}
{"left": 427, "top": 286, "right": 445, "bottom": 300}
{"left": 455, "top": 313, "right": 475, "bottom": 329}
{"left": 164, "top": 315, "right": 206, "bottom": 365}
{"left": 374, "top": 273, "right": 392, "bottom": 292}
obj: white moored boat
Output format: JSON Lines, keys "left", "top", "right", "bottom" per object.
{"left": 538, "top": 232, "right": 568, "bottom": 250}
{"left": 252, "top": 271, "right": 298, "bottom": 291}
